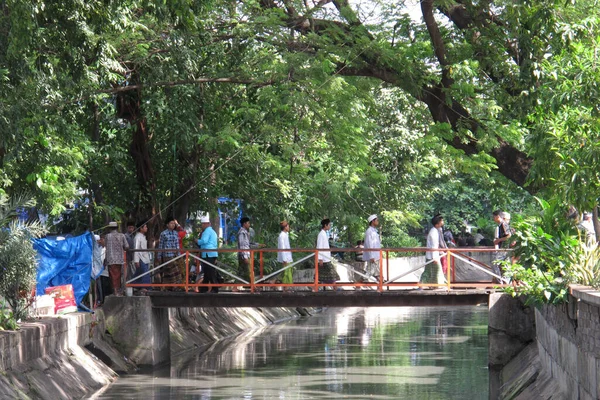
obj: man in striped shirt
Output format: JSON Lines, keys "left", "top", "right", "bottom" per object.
{"left": 104, "top": 221, "right": 129, "bottom": 296}
{"left": 158, "top": 218, "right": 182, "bottom": 288}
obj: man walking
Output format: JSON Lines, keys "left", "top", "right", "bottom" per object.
{"left": 237, "top": 217, "right": 262, "bottom": 290}
{"left": 578, "top": 212, "right": 596, "bottom": 246}
{"left": 277, "top": 221, "right": 293, "bottom": 291}
{"left": 125, "top": 221, "right": 136, "bottom": 279}
{"left": 364, "top": 214, "right": 382, "bottom": 283}
{"left": 158, "top": 218, "right": 183, "bottom": 289}
{"left": 197, "top": 215, "right": 220, "bottom": 293}
{"left": 316, "top": 218, "right": 338, "bottom": 286}
{"left": 132, "top": 223, "right": 152, "bottom": 291}
{"left": 104, "top": 221, "right": 129, "bottom": 296}
{"left": 420, "top": 214, "right": 446, "bottom": 287}
{"left": 352, "top": 240, "right": 365, "bottom": 287}
{"left": 492, "top": 210, "right": 511, "bottom": 282}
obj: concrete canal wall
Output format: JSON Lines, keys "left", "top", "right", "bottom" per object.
{"left": 0, "top": 312, "right": 119, "bottom": 399}
{"left": 494, "top": 286, "right": 600, "bottom": 399}
{"left": 0, "top": 303, "right": 314, "bottom": 399}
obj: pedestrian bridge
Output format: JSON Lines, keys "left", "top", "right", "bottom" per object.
{"left": 147, "top": 289, "right": 494, "bottom": 308}
{"left": 125, "top": 246, "right": 509, "bottom": 299}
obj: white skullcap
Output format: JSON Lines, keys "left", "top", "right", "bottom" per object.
{"left": 200, "top": 214, "right": 210, "bottom": 223}
{"left": 367, "top": 214, "right": 378, "bottom": 223}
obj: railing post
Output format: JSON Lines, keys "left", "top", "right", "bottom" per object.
{"left": 446, "top": 249, "right": 451, "bottom": 290}
{"left": 259, "top": 250, "right": 264, "bottom": 279}
{"left": 185, "top": 251, "right": 189, "bottom": 293}
{"left": 386, "top": 250, "right": 390, "bottom": 291}
{"left": 378, "top": 250, "right": 383, "bottom": 292}
{"left": 451, "top": 249, "right": 456, "bottom": 283}
{"left": 250, "top": 250, "right": 255, "bottom": 293}
{"left": 123, "top": 250, "right": 128, "bottom": 290}
{"left": 314, "top": 250, "right": 319, "bottom": 292}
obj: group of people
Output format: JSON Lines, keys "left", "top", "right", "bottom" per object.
{"left": 416, "top": 210, "right": 516, "bottom": 287}
{"left": 246, "top": 215, "right": 382, "bottom": 291}
{"left": 94, "top": 218, "right": 189, "bottom": 303}
{"left": 93, "top": 213, "right": 385, "bottom": 298}
{"left": 94, "top": 208, "right": 527, "bottom": 298}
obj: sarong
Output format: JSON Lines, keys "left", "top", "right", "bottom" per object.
{"left": 162, "top": 256, "right": 183, "bottom": 286}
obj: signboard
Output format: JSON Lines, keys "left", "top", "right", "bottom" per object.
{"left": 44, "top": 284, "right": 78, "bottom": 315}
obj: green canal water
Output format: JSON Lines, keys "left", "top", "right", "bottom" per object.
{"left": 92, "top": 306, "right": 489, "bottom": 399}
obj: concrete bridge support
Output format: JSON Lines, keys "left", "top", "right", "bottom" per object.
{"left": 102, "top": 296, "right": 170, "bottom": 366}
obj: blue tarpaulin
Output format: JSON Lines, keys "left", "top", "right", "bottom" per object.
{"left": 33, "top": 232, "right": 93, "bottom": 307}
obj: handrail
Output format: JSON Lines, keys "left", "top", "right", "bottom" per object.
{"left": 129, "top": 246, "right": 502, "bottom": 252}
{"left": 122, "top": 246, "right": 511, "bottom": 293}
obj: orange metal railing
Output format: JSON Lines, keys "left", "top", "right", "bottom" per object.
{"left": 122, "top": 246, "right": 510, "bottom": 293}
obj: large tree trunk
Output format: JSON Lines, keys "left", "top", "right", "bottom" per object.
{"left": 116, "top": 71, "right": 160, "bottom": 237}
{"left": 88, "top": 101, "right": 107, "bottom": 229}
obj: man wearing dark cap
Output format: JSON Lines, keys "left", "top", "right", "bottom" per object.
{"left": 316, "top": 218, "right": 338, "bottom": 286}
{"left": 236, "top": 217, "right": 263, "bottom": 290}
{"left": 420, "top": 214, "right": 446, "bottom": 287}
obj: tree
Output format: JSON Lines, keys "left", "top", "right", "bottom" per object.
{"left": 2, "top": 0, "right": 594, "bottom": 245}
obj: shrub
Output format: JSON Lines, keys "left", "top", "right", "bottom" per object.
{"left": 0, "top": 194, "right": 46, "bottom": 328}
{"left": 503, "top": 198, "right": 599, "bottom": 305}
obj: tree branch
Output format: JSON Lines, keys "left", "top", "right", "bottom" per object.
{"left": 251, "top": 0, "right": 533, "bottom": 189}
{"left": 438, "top": 0, "right": 523, "bottom": 96}
{"left": 421, "top": 0, "right": 452, "bottom": 88}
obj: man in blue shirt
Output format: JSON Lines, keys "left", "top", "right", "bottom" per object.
{"left": 197, "top": 215, "right": 220, "bottom": 293}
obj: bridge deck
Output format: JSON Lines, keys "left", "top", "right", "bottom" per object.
{"left": 147, "top": 289, "right": 493, "bottom": 308}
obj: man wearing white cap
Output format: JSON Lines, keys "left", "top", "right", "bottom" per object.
{"left": 197, "top": 215, "right": 220, "bottom": 293}
{"left": 364, "top": 214, "right": 381, "bottom": 283}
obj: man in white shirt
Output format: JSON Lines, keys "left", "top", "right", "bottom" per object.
{"left": 132, "top": 223, "right": 152, "bottom": 290}
{"left": 420, "top": 214, "right": 446, "bottom": 286}
{"left": 364, "top": 214, "right": 382, "bottom": 282}
{"left": 578, "top": 212, "right": 596, "bottom": 246}
{"left": 316, "top": 218, "right": 337, "bottom": 284}
{"left": 277, "top": 221, "right": 293, "bottom": 290}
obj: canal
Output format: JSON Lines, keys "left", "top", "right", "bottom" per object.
{"left": 91, "top": 306, "right": 488, "bottom": 399}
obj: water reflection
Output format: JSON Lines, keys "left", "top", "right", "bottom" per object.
{"left": 92, "top": 306, "right": 488, "bottom": 399}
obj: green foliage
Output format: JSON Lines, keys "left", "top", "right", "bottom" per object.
{"left": 0, "top": 305, "right": 18, "bottom": 331}
{"left": 504, "top": 197, "right": 599, "bottom": 305}
{"left": 422, "top": 174, "right": 535, "bottom": 236}
{"left": 526, "top": 11, "right": 600, "bottom": 210}
{"left": 0, "top": 193, "right": 47, "bottom": 326}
